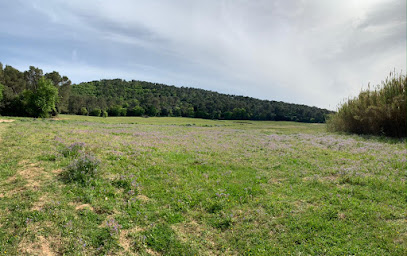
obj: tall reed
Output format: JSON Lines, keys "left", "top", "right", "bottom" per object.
{"left": 327, "top": 71, "right": 406, "bottom": 138}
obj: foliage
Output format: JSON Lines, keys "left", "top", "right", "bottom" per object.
{"left": 89, "top": 108, "right": 101, "bottom": 117}
{"left": 60, "top": 142, "right": 86, "bottom": 157}
{"left": 65, "top": 153, "right": 101, "bottom": 184}
{"left": 128, "top": 105, "right": 145, "bottom": 116}
{"left": 80, "top": 107, "right": 88, "bottom": 116}
{"left": 107, "top": 105, "right": 127, "bottom": 116}
{"left": 327, "top": 71, "right": 406, "bottom": 137}
{"left": 69, "top": 79, "right": 332, "bottom": 122}
{"left": 0, "top": 63, "right": 71, "bottom": 117}
{"left": 0, "top": 83, "right": 3, "bottom": 102}
{"left": 23, "top": 77, "right": 59, "bottom": 118}
{"left": 0, "top": 62, "right": 332, "bottom": 122}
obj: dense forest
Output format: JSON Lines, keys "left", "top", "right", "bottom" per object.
{"left": 0, "top": 63, "right": 332, "bottom": 122}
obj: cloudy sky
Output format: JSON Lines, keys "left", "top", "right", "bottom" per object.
{"left": 0, "top": 0, "right": 405, "bottom": 110}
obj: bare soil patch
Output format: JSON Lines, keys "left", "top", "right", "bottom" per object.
{"left": 18, "top": 235, "right": 55, "bottom": 256}
{"left": 75, "top": 204, "right": 94, "bottom": 211}
{"left": 18, "top": 164, "right": 46, "bottom": 190}
{"left": 3, "top": 161, "right": 49, "bottom": 197}
{"left": 0, "top": 119, "right": 14, "bottom": 123}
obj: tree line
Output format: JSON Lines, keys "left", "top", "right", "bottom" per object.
{"left": 0, "top": 63, "right": 332, "bottom": 122}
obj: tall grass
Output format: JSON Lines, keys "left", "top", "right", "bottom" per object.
{"left": 327, "top": 71, "right": 406, "bottom": 138}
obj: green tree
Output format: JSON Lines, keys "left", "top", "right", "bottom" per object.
{"left": 24, "top": 66, "right": 43, "bottom": 91}
{"left": 80, "top": 107, "right": 88, "bottom": 115}
{"left": 89, "top": 108, "right": 101, "bottom": 116}
{"left": 0, "top": 83, "right": 4, "bottom": 102}
{"left": 4, "top": 65, "right": 26, "bottom": 95}
{"left": 45, "top": 71, "right": 72, "bottom": 113}
{"left": 23, "top": 77, "right": 58, "bottom": 118}
{"left": 128, "top": 105, "right": 145, "bottom": 116}
{"left": 108, "top": 105, "right": 122, "bottom": 116}
{"left": 0, "top": 62, "right": 4, "bottom": 84}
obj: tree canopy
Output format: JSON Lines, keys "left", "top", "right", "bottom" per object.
{"left": 23, "top": 77, "right": 59, "bottom": 118}
{"left": 0, "top": 62, "right": 332, "bottom": 122}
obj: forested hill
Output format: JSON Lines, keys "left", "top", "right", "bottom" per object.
{"left": 69, "top": 79, "right": 331, "bottom": 122}
{"left": 0, "top": 63, "right": 333, "bottom": 122}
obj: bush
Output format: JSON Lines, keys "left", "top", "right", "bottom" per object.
{"left": 60, "top": 142, "right": 85, "bottom": 157}
{"left": 102, "top": 110, "right": 108, "bottom": 118}
{"left": 108, "top": 106, "right": 127, "bottom": 116}
{"left": 89, "top": 108, "right": 101, "bottom": 116}
{"left": 128, "top": 106, "right": 145, "bottom": 116}
{"left": 119, "top": 107, "right": 127, "bottom": 116}
{"left": 80, "top": 107, "right": 88, "bottom": 115}
{"left": 327, "top": 71, "right": 406, "bottom": 137}
{"left": 65, "top": 154, "right": 101, "bottom": 184}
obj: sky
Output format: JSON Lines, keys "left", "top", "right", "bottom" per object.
{"left": 0, "top": 0, "right": 405, "bottom": 110}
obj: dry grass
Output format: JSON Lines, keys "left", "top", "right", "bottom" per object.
{"left": 136, "top": 194, "right": 150, "bottom": 202}
{"left": 0, "top": 119, "right": 15, "bottom": 123}
{"left": 74, "top": 203, "right": 94, "bottom": 211}
{"left": 18, "top": 235, "right": 57, "bottom": 256}
{"left": 31, "top": 194, "right": 50, "bottom": 211}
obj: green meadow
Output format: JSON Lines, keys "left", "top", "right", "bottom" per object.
{"left": 0, "top": 115, "right": 405, "bottom": 255}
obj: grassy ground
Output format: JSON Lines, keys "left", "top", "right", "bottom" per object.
{"left": 0, "top": 115, "right": 405, "bottom": 255}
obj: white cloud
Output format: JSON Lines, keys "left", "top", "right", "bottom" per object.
{"left": 0, "top": 0, "right": 405, "bottom": 110}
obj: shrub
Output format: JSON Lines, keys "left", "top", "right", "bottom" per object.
{"left": 102, "top": 110, "right": 108, "bottom": 118}
{"left": 108, "top": 106, "right": 127, "bottom": 116}
{"left": 89, "top": 108, "right": 101, "bottom": 116}
{"left": 128, "top": 106, "right": 145, "bottom": 116}
{"left": 80, "top": 107, "right": 88, "bottom": 115}
{"left": 60, "top": 142, "right": 85, "bottom": 157}
{"left": 66, "top": 154, "right": 101, "bottom": 184}
{"left": 327, "top": 71, "right": 406, "bottom": 138}
{"left": 119, "top": 107, "right": 127, "bottom": 116}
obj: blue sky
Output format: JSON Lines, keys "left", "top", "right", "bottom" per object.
{"left": 0, "top": 0, "right": 405, "bottom": 110}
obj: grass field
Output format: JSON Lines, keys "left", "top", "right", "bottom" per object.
{"left": 0, "top": 115, "right": 406, "bottom": 255}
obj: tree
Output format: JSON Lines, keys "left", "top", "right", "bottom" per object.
{"left": 146, "top": 105, "right": 159, "bottom": 116}
{"left": 4, "top": 65, "right": 26, "bottom": 95}
{"left": 89, "top": 108, "right": 101, "bottom": 116}
{"left": 128, "top": 106, "right": 145, "bottom": 116}
{"left": 23, "top": 77, "right": 58, "bottom": 118}
{"left": 45, "top": 71, "right": 72, "bottom": 113}
{"left": 0, "top": 83, "right": 3, "bottom": 102}
{"left": 24, "top": 66, "right": 43, "bottom": 91}
{"left": 0, "top": 62, "right": 4, "bottom": 85}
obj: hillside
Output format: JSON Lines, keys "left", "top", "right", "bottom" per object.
{"left": 69, "top": 79, "right": 332, "bottom": 122}
{"left": 0, "top": 63, "right": 332, "bottom": 122}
